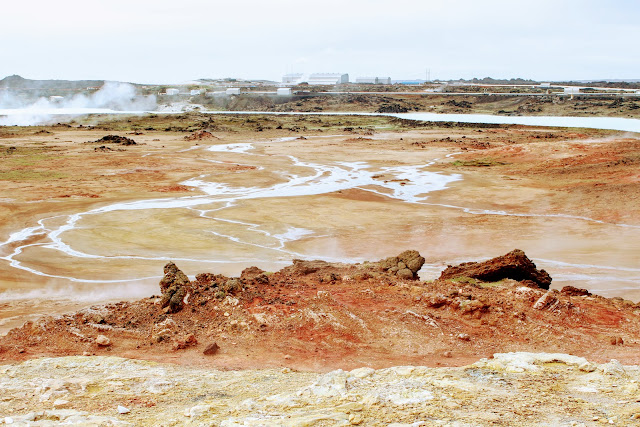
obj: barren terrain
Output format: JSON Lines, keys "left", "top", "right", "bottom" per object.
{"left": 2, "top": 353, "right": 640, "bottom": 426}
{"left": 0, "top": 113, "right": 639, "bottom": 424}
{"left": 194, "top": 92, "right": 640, "bottom": 118}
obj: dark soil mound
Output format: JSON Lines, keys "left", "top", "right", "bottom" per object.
{"left": 91, "top": 135, "right": 137, "bottom": 145}
{"left": 184, "top": 130, "right": 219, "bottom": 141}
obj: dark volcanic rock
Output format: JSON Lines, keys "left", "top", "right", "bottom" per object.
{"left": 159, "top": 262, "right": 190, "bottom": 313}
{"left": 203, "top": 342, "right": 220, "bottom": 355}
{"left": 376, "top": 103, "right": 409, "bottom": 113}
{"left": 288, "top": 259, "right": 331, "bottom": 276}
{"left": 91, "top": 135, "right": 137, "bottom": 145}
{"left": 438, "top": 249, "right": 552, "bottom": 289}
{"left": 561, "top": 286, "right": 592, "bottom": 297}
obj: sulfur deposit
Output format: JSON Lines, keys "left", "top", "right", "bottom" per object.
{"left": 2, "top": 353, "right": 640, "bottom": 425}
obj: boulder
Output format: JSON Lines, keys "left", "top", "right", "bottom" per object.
{"left": 288, "top": 259, "right": 331, "bottom": 276}
{"left": 160, "top": 262, "right": 190, "bottom": 293}
{"left": 159, "top": 262, "right": 190, "bottom": 313}
{"left": 241, "top": 266, "right": 270, "bottom": 284}
{"left": 379, "top": 250, "right": 425, "bottom": 280}
{"left": 240, "top": 266, "right": 265, "bottom": 280}
{"left": 438, "top": 249, "right": 552, "bottom": 289}
{"left": 95, "top": 335, "right": 111, "bottom": 347}
{"left": 90, "top": 135, "right": 137, "bottom": 146}
{"left": 203, "top": 342, "right": 220, "bottom": 356}
{"left": 560, "top": 286, "right": 591, "bottom": 297}
{"left": 172, "top": 333, "right": 198, "bottom": 351}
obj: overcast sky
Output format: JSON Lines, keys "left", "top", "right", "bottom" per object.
{"left": 2, "top": 0, "right": 638, "bottom": 84}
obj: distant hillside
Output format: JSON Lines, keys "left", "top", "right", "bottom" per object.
{"left": 460, "top": 77, "right": 540, "bottom": 85}
{"left": 447, "top": 77, "right": 640, "bottom": 88}
{"left": 554, "top": 80, "right": 640, "bottom": 89}
{"left": 0, "top": 75, "right": 105, "bottom": 90}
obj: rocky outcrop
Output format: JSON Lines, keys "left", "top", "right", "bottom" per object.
{"left": 379, "top": 250, "right": 425, "bottom": 279}
{"left": 561, "top": 285, "right": 592, "bottom": 297}
{"left": 4, "top": 251, "right": 640, "bottom": 385}
{"left": 376, "top": 103, "right": 409, "bottom": 113}
{"left": 90, "top": 135, "right": 137, "bottom": 145}
{"left": 240, "top": 266, "right": 269, "bottom": 284}
{"left": 184, "top": 130, "right": 219, "bottom": 141}
{"left": 159, "top": 262, "right": 190, "bottom": 313}
{"left": 438, "top": 249, "right": 552, "bottom": 289}
{"left": 287, "top": 259, "right": 332, "bottom": 276}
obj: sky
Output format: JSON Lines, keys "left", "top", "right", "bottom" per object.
{"left": 1, "top": 0, "right": 639, "bottom": 84}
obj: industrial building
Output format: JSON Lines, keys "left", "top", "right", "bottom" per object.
{"left": 226, "top": 88, "right": 241, "bottom": 95}
{"left": 281, "top": 73, "right": 349, "bottom": 85}
{"left": 276, "top": 88, "right": 292, "bottom": 96}
{"left": 282, "top": 73, "right": 304, "bottom": 84}
{"left": 355, "top": 77, "right": 392, "bottom": 85}
{"left": 308, "top": 73, "right": 349, "bottom": 85}
{"left": 165, "top": 88, "right": 180, "bottom": 96}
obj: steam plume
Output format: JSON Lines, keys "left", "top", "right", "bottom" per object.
{"left": 0, "top": 82, "right": 156, "bottom": 126}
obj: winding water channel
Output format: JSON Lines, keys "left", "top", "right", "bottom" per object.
{"left": 1, "top": 111, "right": 639, "bottom": 317}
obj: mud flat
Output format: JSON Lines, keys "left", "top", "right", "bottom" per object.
{"left": 1, "top": 113, "right": 640, "bottom": 425}
{"left": 0, "top": 114, "right": 639, "bottom": 332}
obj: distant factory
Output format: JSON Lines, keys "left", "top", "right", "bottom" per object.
{"left": 355, "top": 77, "right": 392, "bottom": 85}
{"left": 281, "top": 73, "right": 396, "bottom": 85}
{"left": 282, "top": 73, "right": 304, "bottom": 84}
{"left": 281, "top": 73, "right": 350, "bottom": 85}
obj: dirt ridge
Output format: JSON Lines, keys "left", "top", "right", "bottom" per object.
{"left": 2, "top": 250, "right": 639, "bottom": 371}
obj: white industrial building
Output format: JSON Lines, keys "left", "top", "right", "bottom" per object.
{"left": 308, "top": 73, "right": 349, "bottom": 85}
{"left": 355, "top": 77, "right": 392, "bottom": 85}
{"left": 165, "top": 88, "right": 180, "bottom": 96}
{"left": 190, "top": 89, "right": 201, "bottom": 96}
{"left": 564, "top": 87, "right": 581, "bottom": 94}
{"left": 281, "top": 73, "right": 349, "bottom": 85}
{"left": 226, "top": 88, "right": 241, "bottom": 95}
{"left": 282, "top": 73, "right": 304, "bottom": 84}
{"left": 276, "top": 88, "right": 292, "bottom": 96}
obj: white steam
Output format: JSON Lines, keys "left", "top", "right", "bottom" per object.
{"left": 0, "top": 82, "right": 156, "bottom": 126}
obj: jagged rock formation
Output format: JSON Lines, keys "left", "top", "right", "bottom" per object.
{"left": 3, "top": 252, "right": 640, "bottom": 376}
{"left": 438, "top": 249, "right": 552, "bottom": 289}
{"left": 159, "top": 262, "right": 190, "bottom": 313}
{"left": 379, "top": 250, "right": 425, "bottom": 279}
{"left": 240, "top": 266, "right": 269, "bottom": 284}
